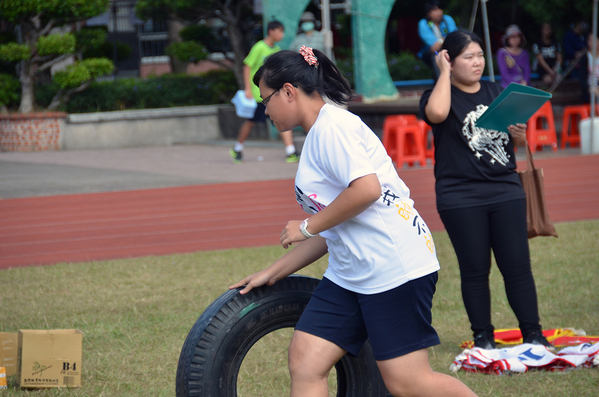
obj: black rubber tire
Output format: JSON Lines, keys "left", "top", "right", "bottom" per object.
{"left": 176, "top": 275, "right": 391, "bottom": 397}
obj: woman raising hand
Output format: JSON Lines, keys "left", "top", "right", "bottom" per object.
{"left": 421, "top": 30, "right": 553, "bottom": 351}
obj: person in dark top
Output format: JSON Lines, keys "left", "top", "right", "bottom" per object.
{"left": 419, "top": 29, "right": 554, "bottom": 351}
{"left": 562, "top": 21, "right": 588, "bottom": 79}
{"left": 532, "top": 23, "right": 563, "bottom": 85}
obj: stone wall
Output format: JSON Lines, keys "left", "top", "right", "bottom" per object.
{"left": 0, "top": 112, "right": 66, "bottom": 152}
{"left": 64, "top": 105, "right": 224, "bottom": 150}
{"left": 218, "top": 106, "right": 271, "bottom": 140}
{"left": 0, "top": 105, "right": 230, "bottom": 152}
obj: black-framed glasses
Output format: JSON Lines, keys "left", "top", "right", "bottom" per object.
{"left": 262, "top": 88, "right": 280, "bottom": 107}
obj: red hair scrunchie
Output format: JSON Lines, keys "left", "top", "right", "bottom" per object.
{"left": 299, "top": 46, "right": 319, "bottom": 67}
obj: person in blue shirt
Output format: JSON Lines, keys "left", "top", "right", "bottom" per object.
{"left": 562, "top": 21, "right": 589, "bottom": 79}
{"left": 418, "top": 1, "right": 457, "bottom": 79}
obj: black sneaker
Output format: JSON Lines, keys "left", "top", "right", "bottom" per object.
{"left": 230, "top": 148, "right": 242, "bottom": 164}
{"left": 473, "top": 331, "right": 496, "bottom": 349}
{"left": 523, "top": 330, "right": 556, "bottom": 352}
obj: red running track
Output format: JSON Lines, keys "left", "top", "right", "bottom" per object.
{"left": 1, "top": 155, "right": 598, "bottom": 268}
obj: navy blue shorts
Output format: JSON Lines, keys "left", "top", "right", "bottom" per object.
{"left": 295, "top": 272, "right": 440, "bottom": 361}
{"left": 249, "top": 102, "right": 267, "bottom": 122}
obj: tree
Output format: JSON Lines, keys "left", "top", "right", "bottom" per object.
{"left": 136, "top": 0, "right": 258, "bottom": 88}
{"left": 442, "top": 0, "right": 593, "bottom": 39}
{"left": 167, "top": 39, "right": 209, "bottom": 65}
{"left": 0, "top": 73, "right": 20, "bottom": 113}
{"left": 518, "top": 0, "right": 592, "bottom": 39}
{"left": 47, "top": 57, "right": 113, "bottom": 110}
{"left": 0, "top": 0, "right": 113, "bottom": 113}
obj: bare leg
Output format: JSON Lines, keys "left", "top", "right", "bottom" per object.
{"left": 377, "top": 348, "right": 477, "bottom": 397}
{"left": 288, "top": 330, "right": 346, "bottom": 397}
{"left": 279, "top": 129, "right": 294, "bottom": 147}
{"left": 237, "top": 120, "right": 255, "bottom": 145}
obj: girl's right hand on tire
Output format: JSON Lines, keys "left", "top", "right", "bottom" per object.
{"left": 229, "top": 270, "right": 277, "bottom": 295}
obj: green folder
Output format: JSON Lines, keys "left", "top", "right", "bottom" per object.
{"left": 474, "top": 83, "right": 552, "bottom": 133}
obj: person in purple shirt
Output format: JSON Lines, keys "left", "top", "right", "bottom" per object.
{"left": 497, "top": 25, "right": 531, "bottom": 88}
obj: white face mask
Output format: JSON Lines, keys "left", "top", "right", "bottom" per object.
{"left": 301, "top": 22, "right": 315, "bottom": 32}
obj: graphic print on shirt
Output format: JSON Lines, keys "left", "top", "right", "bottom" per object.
{"left": 540, "top": 46, "right": 557, "bottom": 59}
{"left": 295, "top": 185, "right": 326, "bottom": 214}
{"left": 462, "top": 104, "right": 510, "bottom": 165}
{"left": 381, "top": 186, "right": 435, "bottom": 253}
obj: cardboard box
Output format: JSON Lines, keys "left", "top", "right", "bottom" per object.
{"left": 0, "top": 332, "right": 18, "bottom": 377}
{"left": 17, "top": 329, "right": 83, "bottom": 388}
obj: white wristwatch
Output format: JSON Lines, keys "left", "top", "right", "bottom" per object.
{"left": 299, "top": 218, "right": 316, "bottom": 238}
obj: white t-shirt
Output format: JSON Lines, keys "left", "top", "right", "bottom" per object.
{"left": 295, "top": 104, "right": 440, "bottom": 294}
{"left": 587, "top": 52, "right": 599, "bottom": 88}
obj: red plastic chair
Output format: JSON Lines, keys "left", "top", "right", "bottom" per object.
{"left": 417, "top": 120, "right": 435, "bottom": 164}
{"left": 561, "top": 105, "right": 588, "bottom": 149}
{"left": 384, "top": 114, "right": 417, "bottom": 124}
{"left": 382, "top": 115, "right": 426, "bottom": 167}
{"left": 526, "top": 101, "right": 558, "bottom": 153}
{"left": 560, "top": 104, "right": 599, "bottom": 149}
{"left": 382, "top": 114, "right": 417, "bottom": 162}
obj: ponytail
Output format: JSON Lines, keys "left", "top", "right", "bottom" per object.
{"left": 253, "top": 49, "right": 353, "bottom": 105}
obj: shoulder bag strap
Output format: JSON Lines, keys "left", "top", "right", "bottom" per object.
{"left": 525, "top": 141, "right": 536, "bottom": 171}
{"left": 500, "top": 48, "right": 524, "bottom": 76}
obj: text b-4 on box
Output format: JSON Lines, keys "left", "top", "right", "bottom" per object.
{"left": 17, "top": 329, "right": 83, "bottom": 388}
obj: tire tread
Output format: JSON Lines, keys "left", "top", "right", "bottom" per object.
{"left": 176, "top": 275, "right": 389, "bottom": 397}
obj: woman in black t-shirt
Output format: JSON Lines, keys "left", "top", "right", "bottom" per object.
{"left": 420, "top": 30, "right": 553, "bottom": 351}
{"left": 532, "top": 23, "right": 563, "bottom": 85}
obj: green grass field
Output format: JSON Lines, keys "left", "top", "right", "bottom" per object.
{"left": 1, "top": 220, "right": 598, "bottom": 396}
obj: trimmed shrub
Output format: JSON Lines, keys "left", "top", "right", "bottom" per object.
{"left": 0, "top": 42, "right": 31, "bottom": 61}
{"left": 36, "top": 70, "right": 238, "bottom": 113}
{"left": 36, "top": 82, "right": 61, "bottom": 108}
{"left": 387, "top": 52, "right": 432, "bottom": 81}
{"left": 334, "top": 47, "right": 355, "bottom": 88}
{"left": 37, "top": 33, "right": 76, "bottom": 56}
{"left": 167, "top": 41, "right": 208, "bottom": 63}
{"left": 333, "top": 49, "right": 432, "bottom": 89}
{"left": 0, "top": 73, "right": 20, "bottom": 106}
{"left": 53, "top": 58, "right": 114, "bottom": 89}
{"left": 33, "top": 52, "right": 428, "bottom": 113}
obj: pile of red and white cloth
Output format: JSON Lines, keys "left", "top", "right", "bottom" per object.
{"left": 451, "top": 342, "right": 599, "bottom": 375}
{"left": 460, "top": 328, "right": 599, "bottom": 349}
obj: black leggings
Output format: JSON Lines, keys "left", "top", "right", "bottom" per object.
{"left": 439, "top": 199, "right": 541, "bottom": 336}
